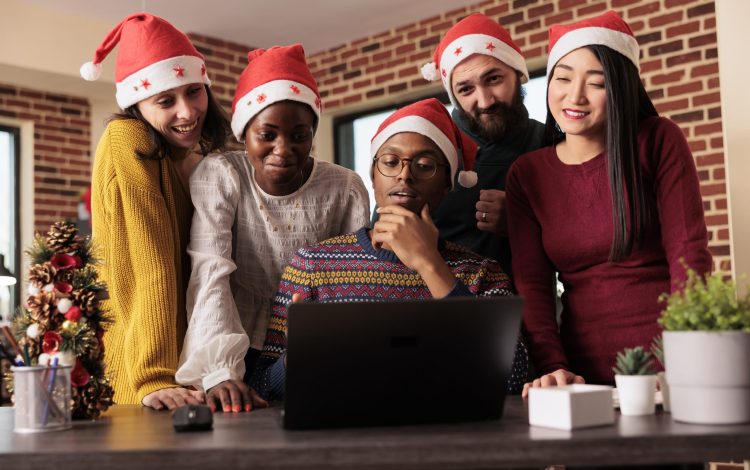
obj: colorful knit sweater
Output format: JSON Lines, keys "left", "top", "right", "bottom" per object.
{"left": 251, "top": 227, "right": 530, "bottom": 400}
{"left": 92, "top": 119, "right": 192, "bottom": 404}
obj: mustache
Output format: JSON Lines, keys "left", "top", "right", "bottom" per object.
{"left": 474, "top": 103, "right": 507, "bottom": 116}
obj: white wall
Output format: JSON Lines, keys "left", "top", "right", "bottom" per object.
{"left": 715, "top": 0, "right": 750, "bottom": 292}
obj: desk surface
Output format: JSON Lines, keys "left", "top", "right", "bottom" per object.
{"left": 1, "top": 398, "right": 749, "bottom": 469}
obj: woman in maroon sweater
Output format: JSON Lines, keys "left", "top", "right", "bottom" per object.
{"left": 506, "top": 11, "right": 712, "bottom": 393}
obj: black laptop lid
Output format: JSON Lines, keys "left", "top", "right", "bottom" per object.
{"left": 283, "top": 296, "right": 524, "bottom": 429}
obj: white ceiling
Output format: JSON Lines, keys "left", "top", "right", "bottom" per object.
{"left": 27, "top": 0, "right": 481, "bottom": 54}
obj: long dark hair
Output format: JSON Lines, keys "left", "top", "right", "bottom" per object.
{"left": 109, "top": 85, "right": 231, "bottom": 160}
{"left": 544, "top": 45, "right": 659, "bottom": 262}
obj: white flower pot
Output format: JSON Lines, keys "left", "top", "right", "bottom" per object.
{"left": 664, "top": 331, "right": 750, "bottom": 424}
{"left": 615, "top": 374, "right": 657, "bottom": 416}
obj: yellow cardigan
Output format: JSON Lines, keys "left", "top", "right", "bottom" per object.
{"left": 92, "top": 119, "right": 193, "bottom": 404}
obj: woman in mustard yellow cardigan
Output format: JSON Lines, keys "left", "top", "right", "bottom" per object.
{"left": 83, "top": 13, "right": 230, "bottom": 409}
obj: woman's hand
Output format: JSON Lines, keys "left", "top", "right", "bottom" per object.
{"left": 521, "top": 368, "right": 585, "bottom": 398}
{"left": 142, "top": 387, "right": 205, "bottom": 411}
{"left": 206, "top": 379, "right": 269, "bottom": 413}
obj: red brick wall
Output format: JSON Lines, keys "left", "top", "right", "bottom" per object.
{"left": 304, "top": 0, "right": 730, "bottom": 274}
{"left": 0, "top": 84, "right": 91, "bottom": 234}
{"left": 4, "top": 0, "right": 727, "bottom": 271}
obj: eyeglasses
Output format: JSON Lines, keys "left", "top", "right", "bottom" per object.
{"left": 373, "top": 154, "right": 447, "bottom": 180}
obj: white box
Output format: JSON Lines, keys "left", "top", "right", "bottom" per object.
{"left": 528, "top": 384, "right": 615, "bottom": 430}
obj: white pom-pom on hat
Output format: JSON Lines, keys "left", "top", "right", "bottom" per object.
{"left": 458, "top": 170, "right": 478, "bottom": 188}
{"left": 421, "top": 62, "right": 440, "bottom": 81}
{"left": 80, "top": 61, "right": 103, "bottom": 81}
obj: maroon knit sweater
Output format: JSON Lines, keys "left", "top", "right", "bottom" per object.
{"left": 506, "top": 117, "right": 712, "bottom": 384}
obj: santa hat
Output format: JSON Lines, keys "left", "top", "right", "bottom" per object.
{"left": 231, "top": 44, "right": 321, "bottom": 142}
{"left": 421, "top": 13, "right": 528, "bottom": 108}
{"left": 547, "top": 10, "right": 639, "bottom": 76}
{"left": 370, "top": 98, "right": 478, "bottom": 189}
{"left": 80, "top": 13, "right": 210, "bottom": 110}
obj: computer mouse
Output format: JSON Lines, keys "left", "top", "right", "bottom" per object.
{"left": 172, "top": 404, "right": 213, "bottom": 432}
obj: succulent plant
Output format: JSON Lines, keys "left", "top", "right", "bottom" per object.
{"left": 613, "top": 346, "right": 657, "bottom": 376}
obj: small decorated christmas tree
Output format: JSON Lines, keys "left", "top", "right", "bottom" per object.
{"left": 11, "top": 221, "right": 113, "bottom": 419}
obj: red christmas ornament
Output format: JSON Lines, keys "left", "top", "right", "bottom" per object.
{"left": 54, "top": 281, "right": 73, "bottom": 295}
{"left": 71, "top": 358, "right": 91, "bottom": 387}
{"left": 50, "top": 253, "right": 77, "bottom": 270}
{"left": 42, "top": 331, "right": 62, "bottom": 354}
{"left": 65, "top": 306, "right": 82, "bottom": 322}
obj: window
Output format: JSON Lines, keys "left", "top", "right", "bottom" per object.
{"left": 0, "top": 125, "right": 20, "bottom": 322}
{"left": 334, "top": 74, "right": 548, "bottom": 209}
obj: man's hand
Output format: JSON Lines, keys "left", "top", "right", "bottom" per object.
{"left": 522, "top": 368, "right": 585, "bottom": 398}
{"left": 372, "top": 204, "right": 441, "bottom": 271}
{"left": 142, "top": 387, "right": 205, "bottom": 411}
{"left": 475, "top": 189, "right": 508, "bottom": 236}
{"left": 206, "top": 380, "right": 268, "bottom": 413}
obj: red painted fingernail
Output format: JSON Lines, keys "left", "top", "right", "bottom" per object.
{"left": 223, "top": 405, "right": 231, "bottom": 413}
{"left": 245, "top": 404, "right": 251, "bottom": 412}
{"left": 232, "top": 405, "right": 241, "bottom": 413}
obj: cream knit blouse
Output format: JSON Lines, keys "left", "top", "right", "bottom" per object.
{"left": 176, "top": 151, "right": 370, "bottom": 391}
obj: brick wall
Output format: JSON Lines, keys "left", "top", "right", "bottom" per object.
{"left": 0, "top": 84, "right": 91, "bottom": 234}
{"left": 2, "top": 0, "right": 728, "bottom": 272}
{"left": 303, "top": 0, "right": 730, "bottom": 274}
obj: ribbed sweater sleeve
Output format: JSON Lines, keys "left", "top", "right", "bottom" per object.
{"left": 93, "top": 120, "right": 182, "bottom": 404}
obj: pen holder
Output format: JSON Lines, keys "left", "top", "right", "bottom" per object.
{"left": 11, "top": 365, "right": 72, "bottom": 433}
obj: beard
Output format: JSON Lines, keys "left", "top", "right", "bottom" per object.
{"left": 457, "top": 86, "right": 529, "bottom": 143}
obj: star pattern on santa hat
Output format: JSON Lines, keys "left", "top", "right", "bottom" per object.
{"left": 173, "top": 66, "right": 185, "bottom": 77}
{"left": 454, "top": 47, "right": 463, "bottom": 56}
{"left": 315, "top": 97, "right": 321, "bottom": 109}
{"left": 256, "top": 93, "right": 267, "bottom": 104}
{"left": 290, "top": 84, "right": 301, "bottom": 95}
{"left": 441, "top": 68, "right": 447, "bottom": 78}
{"left": 140, "top": 78, "right": 151, "bottom": 90}
{"left": 486, "top": 42, "right": 496, "bottom": 51}
{"left": 200, "top": 64, "right": 206, "bottom": 76}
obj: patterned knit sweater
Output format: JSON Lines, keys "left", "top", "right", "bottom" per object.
{"left": 251, "top": 227, "right": 530, "bottom": 399}
{"left": 92, "top": 119, "right": 192, "bottom": 404}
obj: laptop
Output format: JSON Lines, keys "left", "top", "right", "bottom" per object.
{"left": 283, "top": 296, "right": 524, "bottom": 429}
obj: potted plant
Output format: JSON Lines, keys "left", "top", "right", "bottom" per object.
{"left": 613, "top": 346, "right": 657, "bottom": 416}
{"left": 650, "top": 335, "right": 670, "bottom": 412}
{"left": 659, "top": 269, "right": 750, "bottom": 424}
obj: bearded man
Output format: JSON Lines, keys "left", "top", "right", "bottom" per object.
{"left": 422, "top": 13, "right": 545, "bottom": 274}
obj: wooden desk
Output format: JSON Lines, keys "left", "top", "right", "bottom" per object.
{"left": 1, "top": 397, "right": 748, "bottom": 469}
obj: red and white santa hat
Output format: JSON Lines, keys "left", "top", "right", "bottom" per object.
{"left": 547, "top": 10, "right": 639, "bottom": 76}
{"left": 421, "top": 13, "right": 528, "bottom": 108}
{"left": 370, "top": 98, "right": 478, "bottom": 189}
{"left": 231, "top": 44, "right": 321, "bottom": 142}
{"left": 80, "top": 13, "right": 210, "bottom": 110}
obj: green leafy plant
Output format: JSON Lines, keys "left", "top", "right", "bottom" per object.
{"left": 659, "top": 268, "right": 750, "bottom": 332}
{"left": 650, "top": 335, "right": 664, "bottom": 367}
{"left": 613, "top": 346, "right": 657, "bottom": 376}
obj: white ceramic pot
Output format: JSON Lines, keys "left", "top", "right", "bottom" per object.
{"left": 664, "top": 330, "right": 750, "bottom": 424}
{"left": 615, "top": 374, "right": 657, "bottom": 416}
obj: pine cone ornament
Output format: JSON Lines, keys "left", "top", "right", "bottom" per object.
{"left": 72, "top": 379, "right": 114, "bottom": 420}
{"left": 26, "top": 291, "right": 56, "bottom": 327}
{"left": 28, "top": 262, "right": 57, "bottom": 285}
{"left": 47, "top": 221, "right": 82, "bottom": 254}
{"left": 74, "top": 289, "right": 99, "bottom": 315}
